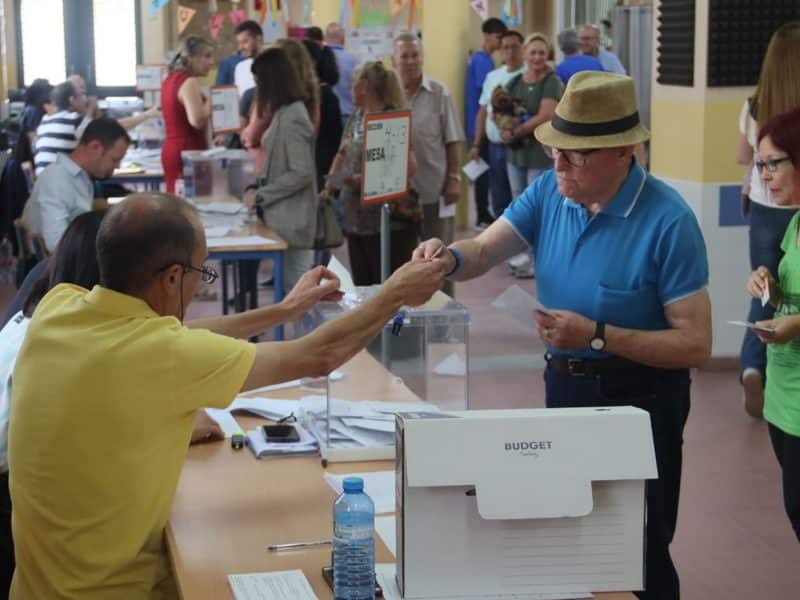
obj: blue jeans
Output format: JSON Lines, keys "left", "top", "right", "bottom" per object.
{"left": 488, "top": 143, "right": 513, "bottom": 218}
{"left": 740, "top": 201, "right": 798, "bottom": 375}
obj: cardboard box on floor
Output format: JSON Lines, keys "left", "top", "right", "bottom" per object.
{"left": 395, "top": 407, "right": 657, "bottom": 598}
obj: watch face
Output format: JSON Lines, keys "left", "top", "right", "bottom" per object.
{"left": 590, "top": 337, "right": 605, "bottom": 351}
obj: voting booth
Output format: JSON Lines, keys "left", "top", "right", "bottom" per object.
{"left": 181, "top": 149, "right": 255, "bottom": 206}
{"left": 298, "top": 289, "right": 470, "bottom": 463}
{"left": 395, "top": 407, "right": 657, "bottom": 598}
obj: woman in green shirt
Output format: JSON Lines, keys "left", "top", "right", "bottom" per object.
{"left": 502, "top": 32, "right": 562, "bottom": 199}
{"left": 746, "top": 107, "right": 800, "bottom": 542}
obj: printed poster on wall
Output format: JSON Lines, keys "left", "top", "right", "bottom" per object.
{"left": 361, "top": 111, "right": 411, "bottom": 206}
{"left": 210, "top": 85, "right": 241, "bottom": 134}
{"left": 346, "top": 25, "right": 417, "bottom": 64}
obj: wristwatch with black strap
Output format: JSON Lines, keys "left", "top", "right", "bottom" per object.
{"left": 590, "top": 321, "right": 606, "bottom": 351}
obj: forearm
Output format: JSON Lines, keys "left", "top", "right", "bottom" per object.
{"left": 605, "top": 324, "right": 711, "bottom": 369}
{"left": 118, "top": 113, "right": 149, "bottom": 131}
{"left": 445, "top": 142, "right": 461, "bottom": 178}
{"left": 187, "top": 302, "right": 296, "bottom": 339}
{"left": 517, "top": 109, "right": 553, "bottom": 136}
{"left": 473, "top": 107, "right": 487, "bottom": 146}
{"left": 447, "top": 238, "right": 497, "bottom": 281}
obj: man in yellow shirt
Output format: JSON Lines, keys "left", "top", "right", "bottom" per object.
{"left": 8, "top": 193, "right": 444, "bottom": 600}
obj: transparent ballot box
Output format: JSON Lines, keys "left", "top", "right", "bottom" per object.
{"left": 181, "top": 149, "right": 255, "bottom": 206}
{"left": 297, "top": 289, "right": 470, "bottom": 463}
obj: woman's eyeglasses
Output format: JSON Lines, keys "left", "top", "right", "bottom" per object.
{"left": 755, "top": 156, "right": 792, "bottom": 174}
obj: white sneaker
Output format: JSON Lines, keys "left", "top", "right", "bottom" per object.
{"left": 508, "top": 253, "right": 531, "bottom": 269}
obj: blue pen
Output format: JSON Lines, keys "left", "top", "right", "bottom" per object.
{"left": 391, "top": 311, "right": 405, "bottom": 336}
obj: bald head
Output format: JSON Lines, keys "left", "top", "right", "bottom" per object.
{"left": 97, "top": 193, "right": 200, "bottom": 295}
{"left": 325, "top": 22, "right": 345, "bottom": 45}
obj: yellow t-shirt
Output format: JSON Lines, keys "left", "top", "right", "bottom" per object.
{"left": 8, "top": 284, "right": 256, "bottom": 600}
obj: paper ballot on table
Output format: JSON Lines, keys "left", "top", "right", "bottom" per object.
{"left": 204, "top": 408, "right": 242, "bottom": 438}
{"left": 375, "top": 564, "right": 593, "bottom": 600}
{"left": 207, "top": 236, "right": 278, "bottom": 249}
{"left": 204, "top": 226, "right": 230, "bottom": 238}
{"left": 327, "top": 256, "right": 356, "bottom": 294}
{"left": 228, "top": 570, "right": 318, "bottom": 600}
{"left": 245, "top": 371, "right": 344, "bottom": 396}
{"left": 324, "top": 470, "right": 395, "bottom": 514}
{"left": 210, "top": 85, "right": 241, "bottom": 134}
{"left": 246, "top": 423, "right": 318, "bottom": 458}
{"left": 229, "top": 397, "right": 301, "bottom": 420}
{"left": 462, "top": 157, "right": 490, "bottom": 181}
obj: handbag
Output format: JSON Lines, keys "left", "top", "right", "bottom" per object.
{"left": 314, "top": 190, "right": 344, "bottom": 249}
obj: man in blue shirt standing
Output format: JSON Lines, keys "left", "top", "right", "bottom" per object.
{"left": 415, "top": 72, "right": 711, "bottom": 600}
{"left": 325, "top": 22, "right": 360, "bottom": 128}
{"left": 555, "top": 28, "right": 604, "bottom": 85}
{"left": 579, "top": 24, "right": 626, "bottom": 74}
{"left": 466, "top": 17, "right": 507, "bottom": 229}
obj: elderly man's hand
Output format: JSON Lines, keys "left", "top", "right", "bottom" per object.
{"left": 443, "top": 179, "right": 460, "bottom": 206}
{"left": 534, "top": 309, "right": 595, "bottom": 351}
{"left": 283, "top": 266, "right": 343, "bottom": 318}
{"left": 384, "top": 260, "right": 445, "bottom": 307}
{"left": 190, "top": 410, "right": 224, "bottom": 445}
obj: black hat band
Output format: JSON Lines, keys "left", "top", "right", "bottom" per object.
{"left": 551, "top": 111, "right": 640, "bottom": 137}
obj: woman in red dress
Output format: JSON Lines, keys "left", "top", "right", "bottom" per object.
{"left": 161, "top": 36, "right": 214, "bottom": 193}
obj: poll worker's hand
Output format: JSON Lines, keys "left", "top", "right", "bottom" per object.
{"left": 534, "top": 309, "right": 595, "bottom": 351}
{"left": 443, "top": 179, "right": 460, "bottom": 206}
{"left": 190, "top": 410, "right": 224, "bottom": 445}
{"left": 283, "top": 266, "right": 343, "bottom": 318}
{"left": 212, "top": 135, "right": 226, "bottom": 147}
{"left": 384, "top": 260, "right": 445, "bottom": 307}
{"left": 468, "top": 145, "right": 480, "bottom": 162}
{"left": 754, "top": 316, "right": 800, "bottom": 345}
{"left": 244, "top": 188, "right": 257, "bottom": 214}
{"left": 747, "top": 266, "right": 777, "bottom": 301}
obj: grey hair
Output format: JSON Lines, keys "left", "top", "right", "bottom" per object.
{"left": 393, "top": 31, "right": 422, "bottom": 50}
{"left": 558, "top": 29, "right": 579, "bottom": 55}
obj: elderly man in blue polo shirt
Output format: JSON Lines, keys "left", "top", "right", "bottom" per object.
{"left": 414, "top": 71, "right": 711, "bottom": 600}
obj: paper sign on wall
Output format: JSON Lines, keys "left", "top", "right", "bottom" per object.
{"left": 177, "top": 5, "right": 196, "bottom": 34}
{"left": 361, "top": 111, "right": 411, "bottom": 206}
{"left": 136, "top": 65, "right": 166, "bottom": 91}
{"left": 470, "top": 0, "right": 488, "bottom": 20}
{"left": 210, "top": 86, "right": 241, "bottom": 134}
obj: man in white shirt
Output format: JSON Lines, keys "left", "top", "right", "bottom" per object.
{"left": 26, "top": 118, "right": 129, "bottom": 252}
{"left": 578, "top": 24, "right": 626, "bottom": 75}
{"left": 232, "top": 20, "right": 264, "bottom": 97}
{"left": 468, "top": 30, "right": 526, "bottom": 219}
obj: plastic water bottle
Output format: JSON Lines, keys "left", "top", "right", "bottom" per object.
{"left": 333, "top": 477, "right": 375, "bottom": 600}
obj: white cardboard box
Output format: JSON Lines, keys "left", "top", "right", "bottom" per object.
{"left": 395, "top": 407, "right": 657, "bottom": 598}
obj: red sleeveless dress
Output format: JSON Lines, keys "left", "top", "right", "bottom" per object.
{"left": 160, "top": 70, "right": 207, "bottom": 193}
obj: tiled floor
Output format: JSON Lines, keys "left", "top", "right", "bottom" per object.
{"left": 3, "top": 239, "right": 798, "bottom": 598}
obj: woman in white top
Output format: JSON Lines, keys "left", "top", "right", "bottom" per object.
{"left": 736, "top": 22, "right": 800, "bottom": 419}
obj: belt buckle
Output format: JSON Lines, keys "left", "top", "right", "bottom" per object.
{"left": 567, "top": 358, "right": 586, "bottom": 376}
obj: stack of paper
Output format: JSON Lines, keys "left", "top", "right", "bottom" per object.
{"left": 245, "top": 423, "right": 318, "bottom": 459}
{"left": 300, "top": 396, "right": 441, "bottom": 449}
{"left": 228, "top": 570, "right": 318, "bottom": 600}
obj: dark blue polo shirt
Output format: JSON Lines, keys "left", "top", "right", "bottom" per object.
{"left": 502, "top": 161, "right": 709, "bottom": 358}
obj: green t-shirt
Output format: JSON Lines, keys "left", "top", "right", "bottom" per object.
{"left": 506, "top": 71, "right": 562, "bottom": 170}
{"left": 765, "top": 211, "right": 800, "bottom": 436}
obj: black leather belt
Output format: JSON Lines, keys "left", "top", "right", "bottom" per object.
{"left": 545, "top": 353, "right": 648, "bottom": 376}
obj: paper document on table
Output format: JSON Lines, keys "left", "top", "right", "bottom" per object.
{"left": 324, "top": 470, "right": 395, "bottom": 514}
{"left": 196, "top": 201, "right": 245, "bottom": 215}
{"left": 375, "top": 564, "right": 592, "bottom": 600}
{"left": 375, "top": 516, "right": 396, "bottom": 557}
{"left": 462, "top": 157, "right": 489, "bottom": 181}
{"left": 491, "top": 284, "right": 539, "bottom": 325}
{"left": 246, "top": 423, "right": 318, "bottom": 459}
{"left": 207, "top": 236, "right": 277, "bottom": 248}
{"left": 228, "top": 570, "right": 318, "bottom": 600}
{"left": 341, "top": 417, "right": 395, "bottom": 433}
{"left": 327, "top": 256, "right": 356, "bottom": 294}
{"left": 204, "top": 226, "right": 230, "bottom": 238}
{"left": 204, "top": 408, "right": 242, "bottom": 438}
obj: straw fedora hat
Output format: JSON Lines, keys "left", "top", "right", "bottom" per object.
{"left": 535, "top": 71, "right": 650, "bottom": 150}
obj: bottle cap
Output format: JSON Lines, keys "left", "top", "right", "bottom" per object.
{"left": 342, "top": 477, "right": 364, "bottom": 493}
